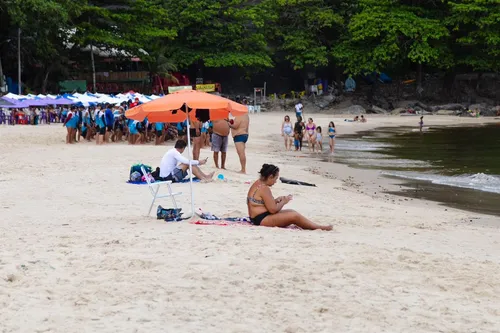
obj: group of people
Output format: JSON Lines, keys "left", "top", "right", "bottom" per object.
{"left": 282, "top": 115, "right": 337, "bottom": 154}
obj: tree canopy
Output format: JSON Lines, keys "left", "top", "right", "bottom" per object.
{"left": 0, "top": 0, "right": 498, "bottom": 92}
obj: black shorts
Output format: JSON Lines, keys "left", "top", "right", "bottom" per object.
{"left": 250, "top": 212, "right": 271, "bottom": 226}
{"left": 158, "top": 167, "right": 187, "bottom": 183}
{"left": 189, "top": 128, "right": 200, "bottom": 138}
{"left": 99, "top": 127, "right": 106, "bottom": 135}
{"left": 156, "top": 130, "right": 163, "bottom": 137}
{"left": 178, "top": 130, "right": 186, "bottom": 136}
{"left": 107, "top": 125, "right": 113, "bottom": 132}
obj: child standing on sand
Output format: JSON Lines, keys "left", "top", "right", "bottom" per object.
{"left": 315, "top": 126, "right": 323, "bottom": 152}
{"left": 419, "top": 116, "right": 424, "bottom": 132}
{"left": 328, "top": 121, "right": 336, "bottom": 154}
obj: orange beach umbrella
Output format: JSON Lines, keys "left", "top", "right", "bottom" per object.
{"left": 125, "top": 89, "right": 248, "bottom": 122}
{"left": 125, "top": 89, "right": 249, "bottom": 219}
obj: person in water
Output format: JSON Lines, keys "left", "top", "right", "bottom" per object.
{"left": 328, "top": 121, "right": 336, "bottom": 154}
{"left": 247, "top": 164, "right": 333, "bottom": 230}
{"left": 305, "top": 118, "right": 316, "bottom": 152}
{"left": 281, "top": 115, "right": 294, "bottom": 151}
{"left": 360, "top": 115, "right": 367, "bottom": 123}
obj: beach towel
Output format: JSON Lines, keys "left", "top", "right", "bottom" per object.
{"left": 191, "top": 220, "right": 252, "bottom": 226}
{"left": 193, "top": 208, "right": 302, "bottom": 229}
{"left": 195, "top": 209, "right": 250, "bottom": 222}
{"left": 190, "top": 220, "right": 302, "bottom": 229}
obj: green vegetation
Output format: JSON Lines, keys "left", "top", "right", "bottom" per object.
{"left": 0, "top": 0, "right": 498, "bottom": 92}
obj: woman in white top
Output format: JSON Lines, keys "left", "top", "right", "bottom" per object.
{"left": 281, "top": 115, "right": 293, "bottom": 151}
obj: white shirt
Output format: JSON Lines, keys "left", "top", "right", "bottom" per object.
{"left": 295, "top": 103, "right": 303, "bottom": 113}
{"left": 160, "top": 148, "right": 199, "bottom": 177}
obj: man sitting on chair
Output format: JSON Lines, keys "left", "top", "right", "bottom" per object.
{"left": 159, "top": 139, "right": 214, "bottom": 182}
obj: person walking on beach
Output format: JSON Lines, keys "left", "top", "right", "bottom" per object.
{"left": 211, "top": 119, "right": 230, "bottom": 169}
{"left": 281, "top": 115, "right": 293, "bottom": 151}
{"left": 328, "top": 121, "right": 336, "bottom": 154}
{"left": 419, "top": 116, "right": 424, "bottom": 132}
{"left": 229, "top": 113, "right": 249, "bottom": 174}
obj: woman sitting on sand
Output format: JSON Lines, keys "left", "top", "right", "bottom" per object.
{"left": 247, "top": 164, "right": 333, "bottom": 230}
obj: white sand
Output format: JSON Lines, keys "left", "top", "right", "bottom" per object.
{"left": 0, "top": 114, "right": 499, "bottom": 332}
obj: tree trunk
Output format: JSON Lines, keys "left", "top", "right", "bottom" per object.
{"left": 334, "top": 65, "right": 343, "bottom": 96}
{"left": 42, "top": 68, "right": 51, "bottom": 94}
{"left": 475, "top": 72, "right": 483, "bottom": 94}
{"left": 442, "top": 70, "right": 456, "bottom": 100}
{"left": 416, "top": 63, "right": 423, "bottom": 95}
{"left": 0, "top": 56, "right": 4, "bottom": 91}
{"left": 158, "top": 74, "right": 164, "bottom": 94}
{"left": 18, "top": 27, "right": 22, "bottom": 94}
{"left": 90, "top": 44, "right": 96, "bottom": 93}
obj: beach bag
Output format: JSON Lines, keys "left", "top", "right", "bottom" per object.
{"left": 157, "top": 205, "right": 183, "bottom": 221}
{"left": 129, "top": 163, "right": 152, "bottom": 180}
{"left": 141, "top": 173, "right": 155, "bottom": 183}
{"left": 130, "top": 171, "right": 142, "bottom": 182}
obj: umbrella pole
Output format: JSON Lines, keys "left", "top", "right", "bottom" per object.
{"left": 185, "top": 111, "right": 195, "bottom": 219}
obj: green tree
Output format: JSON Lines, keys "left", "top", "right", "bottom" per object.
{"left": 334, "top": 0, "right": 452, "bottom": 81}
{"left": 162, "top": 0, "right": 273, "bottom": 69}
{"left": 265, "top": 0, "right": 345, "bottom": 70}
{"left": 0, "top": 0, "right": 77, "bottom": 92}
{"left": 446, "top": 0, "right": 500, "bottom": 71}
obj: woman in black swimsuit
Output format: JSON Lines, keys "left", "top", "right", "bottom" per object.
{"left": 246, "top": 164, "right": 333, "bottom": 230}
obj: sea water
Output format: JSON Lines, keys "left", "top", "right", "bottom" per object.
{"left": 330, "top": 123, "right": 500, "bottom": 216}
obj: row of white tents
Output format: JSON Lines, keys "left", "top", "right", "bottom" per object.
{"left": 3, "top": 91, "right": 162, "bottom": 107}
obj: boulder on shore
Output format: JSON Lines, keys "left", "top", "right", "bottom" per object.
{"left": 414, "top": 101, "right": 430, "bottom": 111}
{"left": 391, "top": 107, "right": 406, "bottom": 115}
{"left": 338, "top": 104, "right": 366, "bottom": 114}
{"left": 370, "top": 105, "right": 388, "bottom": 114}
{"left": 430, "top": 104, "right": 465, "bottom": 112}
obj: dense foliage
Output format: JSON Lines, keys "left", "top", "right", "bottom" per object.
{"left": 0, "top": 0, "right": 498, "bottom": 92}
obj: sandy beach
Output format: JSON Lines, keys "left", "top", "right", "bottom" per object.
{"left": 1, "top": 113, "right": 499, "bottom": 332}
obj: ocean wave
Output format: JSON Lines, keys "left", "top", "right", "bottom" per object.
{"left": 382, "top": 171, "right": 500, "bottom": 194}
{"left": 335, "top": 140, "right": 394, "bottom": 152}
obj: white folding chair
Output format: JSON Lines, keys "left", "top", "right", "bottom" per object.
{"left": 140, "top": 166, "right": 183, "bottom": 216}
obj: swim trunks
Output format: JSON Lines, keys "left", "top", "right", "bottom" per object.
{"left": 211, "top": 133, "right": 228, "bottom": 152}
{"left": 233, "top": 134, "right": 249, "bottom": 144}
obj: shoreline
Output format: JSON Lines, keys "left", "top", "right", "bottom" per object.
{"left": 1, "top": 113, "right": 499, "bottom": 332}
{"left": 258, "top": 112, "right": 500, "bottom": 223}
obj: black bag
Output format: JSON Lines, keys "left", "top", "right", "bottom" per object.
{"left": 157, "top": 205, "right": 183, "bottom": 221}
{"left": 129, "top": 163, "right": 152, "bottom": 181}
